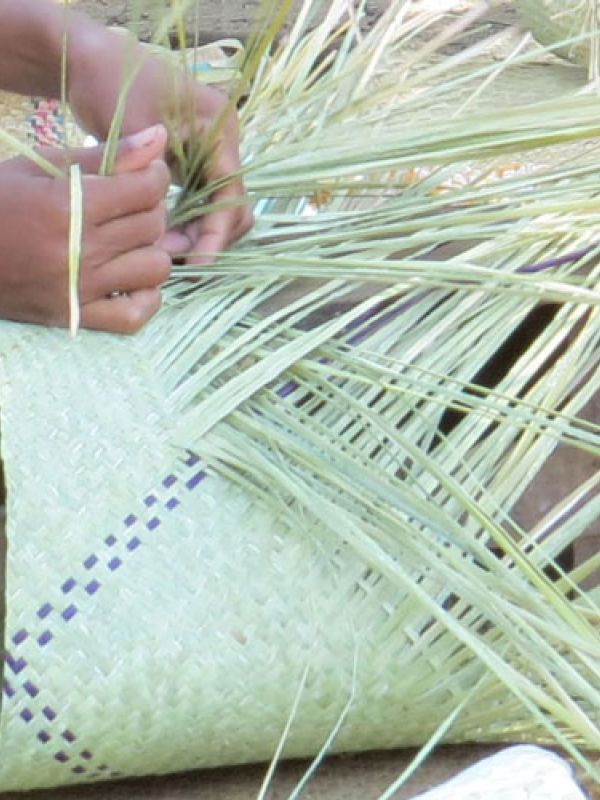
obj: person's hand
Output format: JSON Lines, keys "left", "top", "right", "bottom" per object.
{"left": 68, "top": 30, "right": 253, "bottom": 263}
{"left": 0, "top": 124, "right": 172, "bottom": 332}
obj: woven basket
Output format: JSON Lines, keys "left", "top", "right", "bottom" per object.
{"left": 1, "top": 6, "right": 600, "bottom": 796}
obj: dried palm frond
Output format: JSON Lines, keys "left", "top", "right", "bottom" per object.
{"left": 1, "top": 1, "right": 600, "bottom": 795}
{"left": 515, "top": 0, "right": 600, "bottom": 78}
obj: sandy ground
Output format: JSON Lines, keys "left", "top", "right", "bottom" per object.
{"left": 0, "top": 746, "right": 507, "bottom": 800}
{"left": 0, "top": 1, "right": 597, "bottom": 798}
{"left": 74, "top": 0, "right": 390, "bottom": 42}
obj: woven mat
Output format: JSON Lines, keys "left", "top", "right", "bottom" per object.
{"left": 1, "top": 308, "right": 595, "bottom": 792}
{"left": 0, "top": 312, "right": 444, "bottom": 789}
{"left": 0, "top": 6, "right": 599, "bottom": 795}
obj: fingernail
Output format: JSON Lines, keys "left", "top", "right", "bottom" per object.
{"left": 126, "top": 124, "right": 161, "bottom": 149}
{"left": 159, "top": 231, "right": 192, "bottom": 255}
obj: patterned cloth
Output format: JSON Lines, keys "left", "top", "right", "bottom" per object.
{"left": 27, "top": 98, "right": 65, "bottom": 148}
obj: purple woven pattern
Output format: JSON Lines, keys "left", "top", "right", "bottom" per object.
{"left": 3, "top": 451, "right": 207, "bottom": 781}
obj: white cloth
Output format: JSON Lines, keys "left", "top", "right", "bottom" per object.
{"left": 415, "top": 746, "right": 588, "bottom": 800}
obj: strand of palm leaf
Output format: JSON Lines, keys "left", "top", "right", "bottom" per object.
{"left": 171, "top": 0, "right": 600, "bottom": 775}
{"left": 1, "top": 0, "right": 600, "bottom": 794}
{"left": 515, "top": 0, "right": 600, "bottom": 79}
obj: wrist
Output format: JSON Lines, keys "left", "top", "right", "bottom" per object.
{"left": 67, "top": 23, "right": 151, "bottom": 139}
{"left": 0, "top": 0, "right": 67, "bottom": 95}
{"left": 67, "top": 16, "right": 125, "bottom": 82}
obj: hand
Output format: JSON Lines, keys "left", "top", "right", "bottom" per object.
{"left": 0, "top": 124, "right": 172, "bottom": 332}
{"left": 68, "top": 30, "right": 253, "bottom": 263}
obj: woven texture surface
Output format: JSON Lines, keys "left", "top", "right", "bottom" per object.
{"left": 0, "top": 291, "right": 597, "bottom": 791}
{"left": 0, "top": 312, "right": 475, "bottom": 790}
{"left": 1, "top": 3, "right": 600, "bottom": 795}
{"left": 2, "top": 311, "right": 597, "bottom": 792}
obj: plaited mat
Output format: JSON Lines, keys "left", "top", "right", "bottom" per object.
{"left": 1, "top": 1, "right": 600, "bottom": 796}
{"left": 0, "top": 313, "right": 463, "bottom": 789}
{"left": 0, "top": 95, "right": 69, "bottom": 160}
{"left": 0, "top": 304, "right": 595, "bottom": 795}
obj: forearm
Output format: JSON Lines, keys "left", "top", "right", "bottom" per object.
{"left": 0, "top": 0, "right": 103, "bottom": 97}
{"left": 0, "top": 0, "right": 232, "bottom": 145}
{"left": 66, "top": 18, "right": 225, "bottom": 141}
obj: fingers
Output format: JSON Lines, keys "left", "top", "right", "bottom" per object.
{"left": 158, "top": 229, "right": 192, "bottom": 255}
{"left": 86, "top": 202, "right": 168, "bottom": 265}
{"left": 74, "top": 245, "right": 169, "bottom": 334}
{"left": 184, "top": 183, "right": 253, "bottom": 264}
{"left": 27, "top": 132, "right": 171, "bottom": 234}
{"left": 37, "top": 124, "right": 168, "bottom": 177}
{"left": 80, "top": 247, "right": 171, "bottom": 302}
{"left": 85, "top": 159, "right": 171, "bottom": 223}
{"left": 81, "top": 288, "right": 162, "bottom": 334}
{"left": 112, "top": 125, "right": 168, "bottom": 174}
{"left": 177, "top": 94, "right": 253, "bottom": 263}
{"left": 9, "top": 128, "right": 172, "bottom": 336}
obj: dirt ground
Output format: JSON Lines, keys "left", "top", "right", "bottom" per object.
{"left": 74, "top": 0, "right": 390, "bottom": 42}
{"left": 0, "top": 1, "right": 597, "bottom": 798}
{"left": 0, "top": 745, "right": 506, "bottom": 800}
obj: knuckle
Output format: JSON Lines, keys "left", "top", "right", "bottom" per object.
{"left": 122, "top": 308, "right": 145, "bottom": 335}
{"left": 49, "top": 296, "right": 69, "bottom": 328}
{"left": 145, "top": 161, "right": 171, "bottom": 203}
{"left": 46, "top": 179, "right": 71, "bottom": 232}
{"left": 79, "top": 235, "right": 103, "bottom": 271}
{"left": 205, "top": 86, "right": 229, "bottom": 114}
{"left": 123, "top": 290, "right": 161, "bottom": 333}
{"left": 239, "top": 206, "right": 254, "bottom": 235}
{"left": 136, "top": 206, "right": 166, "bottom": 247}
{"left": 148, "top": 203, "right": 167, "bottom": 242}
{"left": 149, "top": 248, "right": 172, "bottom": 285}
{"left": 76, "top": 267, "right": 93, "bottom": 304}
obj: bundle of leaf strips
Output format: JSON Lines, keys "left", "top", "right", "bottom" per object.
{"left": 1, "top": 0, "right": 600, "bottom": 793}
{"left": 515, "top": 0, "right": 600, "bottom": 78}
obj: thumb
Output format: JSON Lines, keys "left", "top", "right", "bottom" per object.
{"left": 112, "top": 124, "right": 168, "bottom": 174}
{"left": 40, "top": 124, "right": 168, "bottom": 176}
